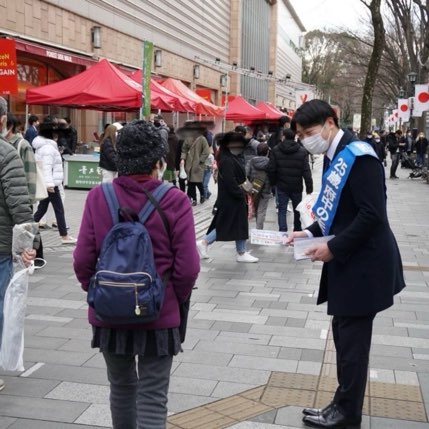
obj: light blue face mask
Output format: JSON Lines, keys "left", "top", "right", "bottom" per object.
{"left": 229, "top": 148, "right": 244, "bottom": 156}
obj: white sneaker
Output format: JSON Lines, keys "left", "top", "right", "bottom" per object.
{"left": 61, "top": 236, "right": 77, "bottom": 245}
{"left": 236, "top": 252, "right": 259, "bottom": 263}
{"left": 0, "top": 379, "right": 4, "bottom": 392}
{"left": 196, "top": 240, "right": 209, "bottom": 259}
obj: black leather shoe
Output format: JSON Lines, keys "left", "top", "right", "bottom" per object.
{"left": 303, "top": 402, "right": 334, "bottom": 416}
{"left": 303, "top": 404, "right": 361, "bottom": 428}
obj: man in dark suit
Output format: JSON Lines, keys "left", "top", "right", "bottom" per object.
{"left": 287, "top": 100, "right": 406, "bottom": 428}
{"left": 24, "top": 114, "right": 39, "bottom": 147}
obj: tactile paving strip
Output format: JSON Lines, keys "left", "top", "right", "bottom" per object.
{"left": 268, "top": 371, "right": 319, "bottom": 391}
{"left": 239, "top": 386, "right": 265, "bottom": 401}
{"left": 371, "top": 398, "right": 427, "bottom": 422}
{"left": 205, "top": 396, "right": 272, "bottom": 421}
{"left": 370, "top": 382, "right": 423, "bottom": 402}
{"left": 168, "top": 407, "right": 235, "bottom": 429}
{"left": 262, "top": 386, "right": 315, "bottom": 408}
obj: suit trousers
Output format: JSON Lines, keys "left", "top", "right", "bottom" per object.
{"left": 332, "top": 314, "right": 375, "bottom": 418}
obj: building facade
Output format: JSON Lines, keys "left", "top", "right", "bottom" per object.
{"left": 0, "top": 0, "right": 305, "bottom": 139}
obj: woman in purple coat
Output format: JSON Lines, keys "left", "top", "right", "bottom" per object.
{"left": 73, "top": 120, "right": 200, "bottom": 429}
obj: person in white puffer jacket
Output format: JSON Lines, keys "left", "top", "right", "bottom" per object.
{"left": 33, "top": 116, "right": 76, "bottom": 244}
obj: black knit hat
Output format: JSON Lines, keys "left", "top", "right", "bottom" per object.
{"left": 116, "top": 120, "right": 166, "bottom": 175}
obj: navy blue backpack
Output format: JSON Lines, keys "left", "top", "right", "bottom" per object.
{"left": 87, "top": 182, "right": 172, "bottom": 324}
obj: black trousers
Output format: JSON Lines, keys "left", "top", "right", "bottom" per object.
{"left": 187, "top": 181, "right": 204, "bottom": 203}
{"left": 332, "top": 314, "right": 375, "bottom": 418}
{"left": 34, "top": 187, "right": 68, "bottom": 237}
{"left": 390, "top": 152, "right": 400, "bottom": 177}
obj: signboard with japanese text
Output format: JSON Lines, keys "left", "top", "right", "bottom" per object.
{"left": 0, "top": 39, "right": 18, "bottom": 95}
{"left": 295, "top": 90, "right": 314, "bottom": 108}
{"left": 64, "top": 157, "right": 101, "bottom": 189}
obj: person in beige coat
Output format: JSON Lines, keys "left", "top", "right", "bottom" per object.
{"left": 180, "top": 123, "right": 210, "bottom": 205}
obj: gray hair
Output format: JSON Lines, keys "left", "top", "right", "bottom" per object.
{"left": 0, "top": 97, "right": 7, "bottom": 117}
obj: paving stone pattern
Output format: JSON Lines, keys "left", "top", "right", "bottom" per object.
{"left": 1, "top": 156, "right": 429, "bottom": 428}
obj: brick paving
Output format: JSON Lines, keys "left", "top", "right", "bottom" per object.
{"left": 1, "top": 155, "right": 429, "bottom": 428}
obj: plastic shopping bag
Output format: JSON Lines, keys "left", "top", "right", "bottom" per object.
{"left": 0, "top": 223, "right": 37, "bottom": 372}
{"left": 0, "top": 264, "right": 34, "bottom": 371}
{"left": 296, "top": 193, "right": 318, "bottom": 229}
{"left": 179, "top": 163, "right": 187, "bottom": 180}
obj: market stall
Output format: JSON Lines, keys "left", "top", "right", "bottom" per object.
{"left": 225, "top": 96, "right": 267, "bottom": 122}
{"left": 161, "top": 78, "right": 225, "bottom": 117}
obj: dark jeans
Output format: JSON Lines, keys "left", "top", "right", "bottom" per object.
{"left": 390, "top": 152, "right": 400, "bottom": 177}
{"left": 332, "top": 314, "right": 375, "bottom": 418}
{"left": 187, "top": 181, "right": 204, "bottom": 203}
{"left": 34, "top": 187, "right": 68, "bottom": 236}
{"left": 277, "top": 189, "right": 302, "bottom": 232}
{"left": 103, "top": 353, "right": 173, "bottom": 429}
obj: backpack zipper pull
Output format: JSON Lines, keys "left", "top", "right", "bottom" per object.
{"left": 134, "top": 286, "right": 141, "bottom": 316}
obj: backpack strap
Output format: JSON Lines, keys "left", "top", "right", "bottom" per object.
{"left": 101, "top": 183, "right": 120, "bottom": 224}
{"left": 139, "top": 182, "right": 173, "bottom": 236}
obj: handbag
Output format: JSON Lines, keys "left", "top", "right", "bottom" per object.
{"left": 179, "top": 163, "right": 187, "bottom": 180}
{"left": 35, "top": 161, "right": 48, "bottom": 201}
{"left": 241, "top": 179, "right": 253, "bottom": 193}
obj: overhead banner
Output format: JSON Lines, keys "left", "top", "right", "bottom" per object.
{"left": 295, "top": 90, "right": 314, "bottom": 108}
{"left": 414, "top": 84, "right": 429, "bottom": 114}
{"left": 140, "top": 40, "right": 153, "bottom": 119}
{"left": 397, "top": 98, "right": 410, "bottom": 121}
{"left": 0, "top": 38, "right": 18, "bottom": 95}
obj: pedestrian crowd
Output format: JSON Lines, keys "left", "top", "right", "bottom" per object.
{"left": 0, "top": 94, "right": 422, "bottom": 429}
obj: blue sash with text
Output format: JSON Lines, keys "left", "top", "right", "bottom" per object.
{"left": 312, "top": 141, "right": 379, "bottom": 236}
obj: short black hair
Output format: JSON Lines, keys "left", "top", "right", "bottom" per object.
{"left": 257, "top": 143, "right": 269, "bottom": 156}
{"left": 28, "top": 114, "right": 38, "bottom": 125}
{"left": 291, "top": 99, "right": 339, "bottom": 131}
{"left": 218, "top": 131, "right": 246, "bottom": 149}
{"left": 283, "top": 128, "right": 295, "bottom": 141}
{"left": 234, "top": 125, "right": 247, "bottom": 135}
{"left": 38, "top": 116, "right": 58, "bottom": 139}
{"left": 7, "top": 112, "right": 19, "bottom": 134}
{"left": 279, "top": 116, "right": 290, "bottom": 126}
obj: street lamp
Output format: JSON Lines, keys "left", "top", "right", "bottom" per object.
{"left": 407, "top": 72, "right": 418, "bottom": 133}
{"left": 398, "top": 87, "right": 405, "bottom": 98}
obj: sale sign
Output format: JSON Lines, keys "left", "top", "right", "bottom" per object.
{"left": 0, "top": 39, "right": 17, "bottom": 95}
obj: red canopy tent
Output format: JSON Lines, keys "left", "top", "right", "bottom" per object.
{"left": 161, "top": 78, "right": 224, "bottom": 116}
{"left": 131, "top": 70, "right": 196, "bottom": 113}
{"left": 225, "top": 96, "right": 267, "bottom": 122}
{"left": 26, "top": 59, "right": 174, "bottom": 111}
{"left": 255, "top": 101, "right": 284, "bottom": 120}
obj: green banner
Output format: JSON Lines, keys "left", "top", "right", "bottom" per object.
{"left": 141, "top": 40, "right": 153, "bottom": 119}
{"left": 65, "top": 159, "right": 101, "bottom": 189}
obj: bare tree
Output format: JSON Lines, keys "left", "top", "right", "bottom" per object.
{"left": 359, "top": 0, "right": 385, "bottom": 137}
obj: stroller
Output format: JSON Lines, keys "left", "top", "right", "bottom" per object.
{"left": 401, "top": 153, "right": 423, "bottom": 178}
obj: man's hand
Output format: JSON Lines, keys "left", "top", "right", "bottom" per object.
{"left": 285, "top": 231, "right": 307, "bottom": 246}
{"left": 47, "top": 187, "right": 55, "bottom": 193}
{"left": 21, "top": 248, "right": 36, "bottom": 267}
{"left": 305, "top": 243, "right": 334, "bottom": 262}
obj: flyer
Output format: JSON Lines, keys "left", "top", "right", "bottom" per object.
{"left": 293, "top": 235, "right": 335, "bottom": 261}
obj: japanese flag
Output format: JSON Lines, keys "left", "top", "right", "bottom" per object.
{"left": 295, "top": 90, "right": 314, "bottom": 108}
{"left": 392, "top": 109, "right": 399, "bottom": 124}
{"left": 397, "top": 99, "right": 410, "bottom": 121}
{"left": 414, "top": 84, "right": 429, "bottom": 113}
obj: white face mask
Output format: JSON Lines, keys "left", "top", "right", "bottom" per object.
{"left": 301, "top": 124, "right": 331, "bottom": 154}
{"left": 230, "top": 148, "right": 244, "bottom": 156}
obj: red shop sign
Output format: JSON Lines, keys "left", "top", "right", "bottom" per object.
{"left": 0, "top": 39, "right": 18, "bottom": 95}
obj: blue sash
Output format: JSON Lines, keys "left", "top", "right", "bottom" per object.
{"left": 312, "top": 141, "right": 379, "bottom": 236}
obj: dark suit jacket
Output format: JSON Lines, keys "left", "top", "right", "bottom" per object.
{"left": 308, "top": 130, "right": 406, "bottom": 316}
